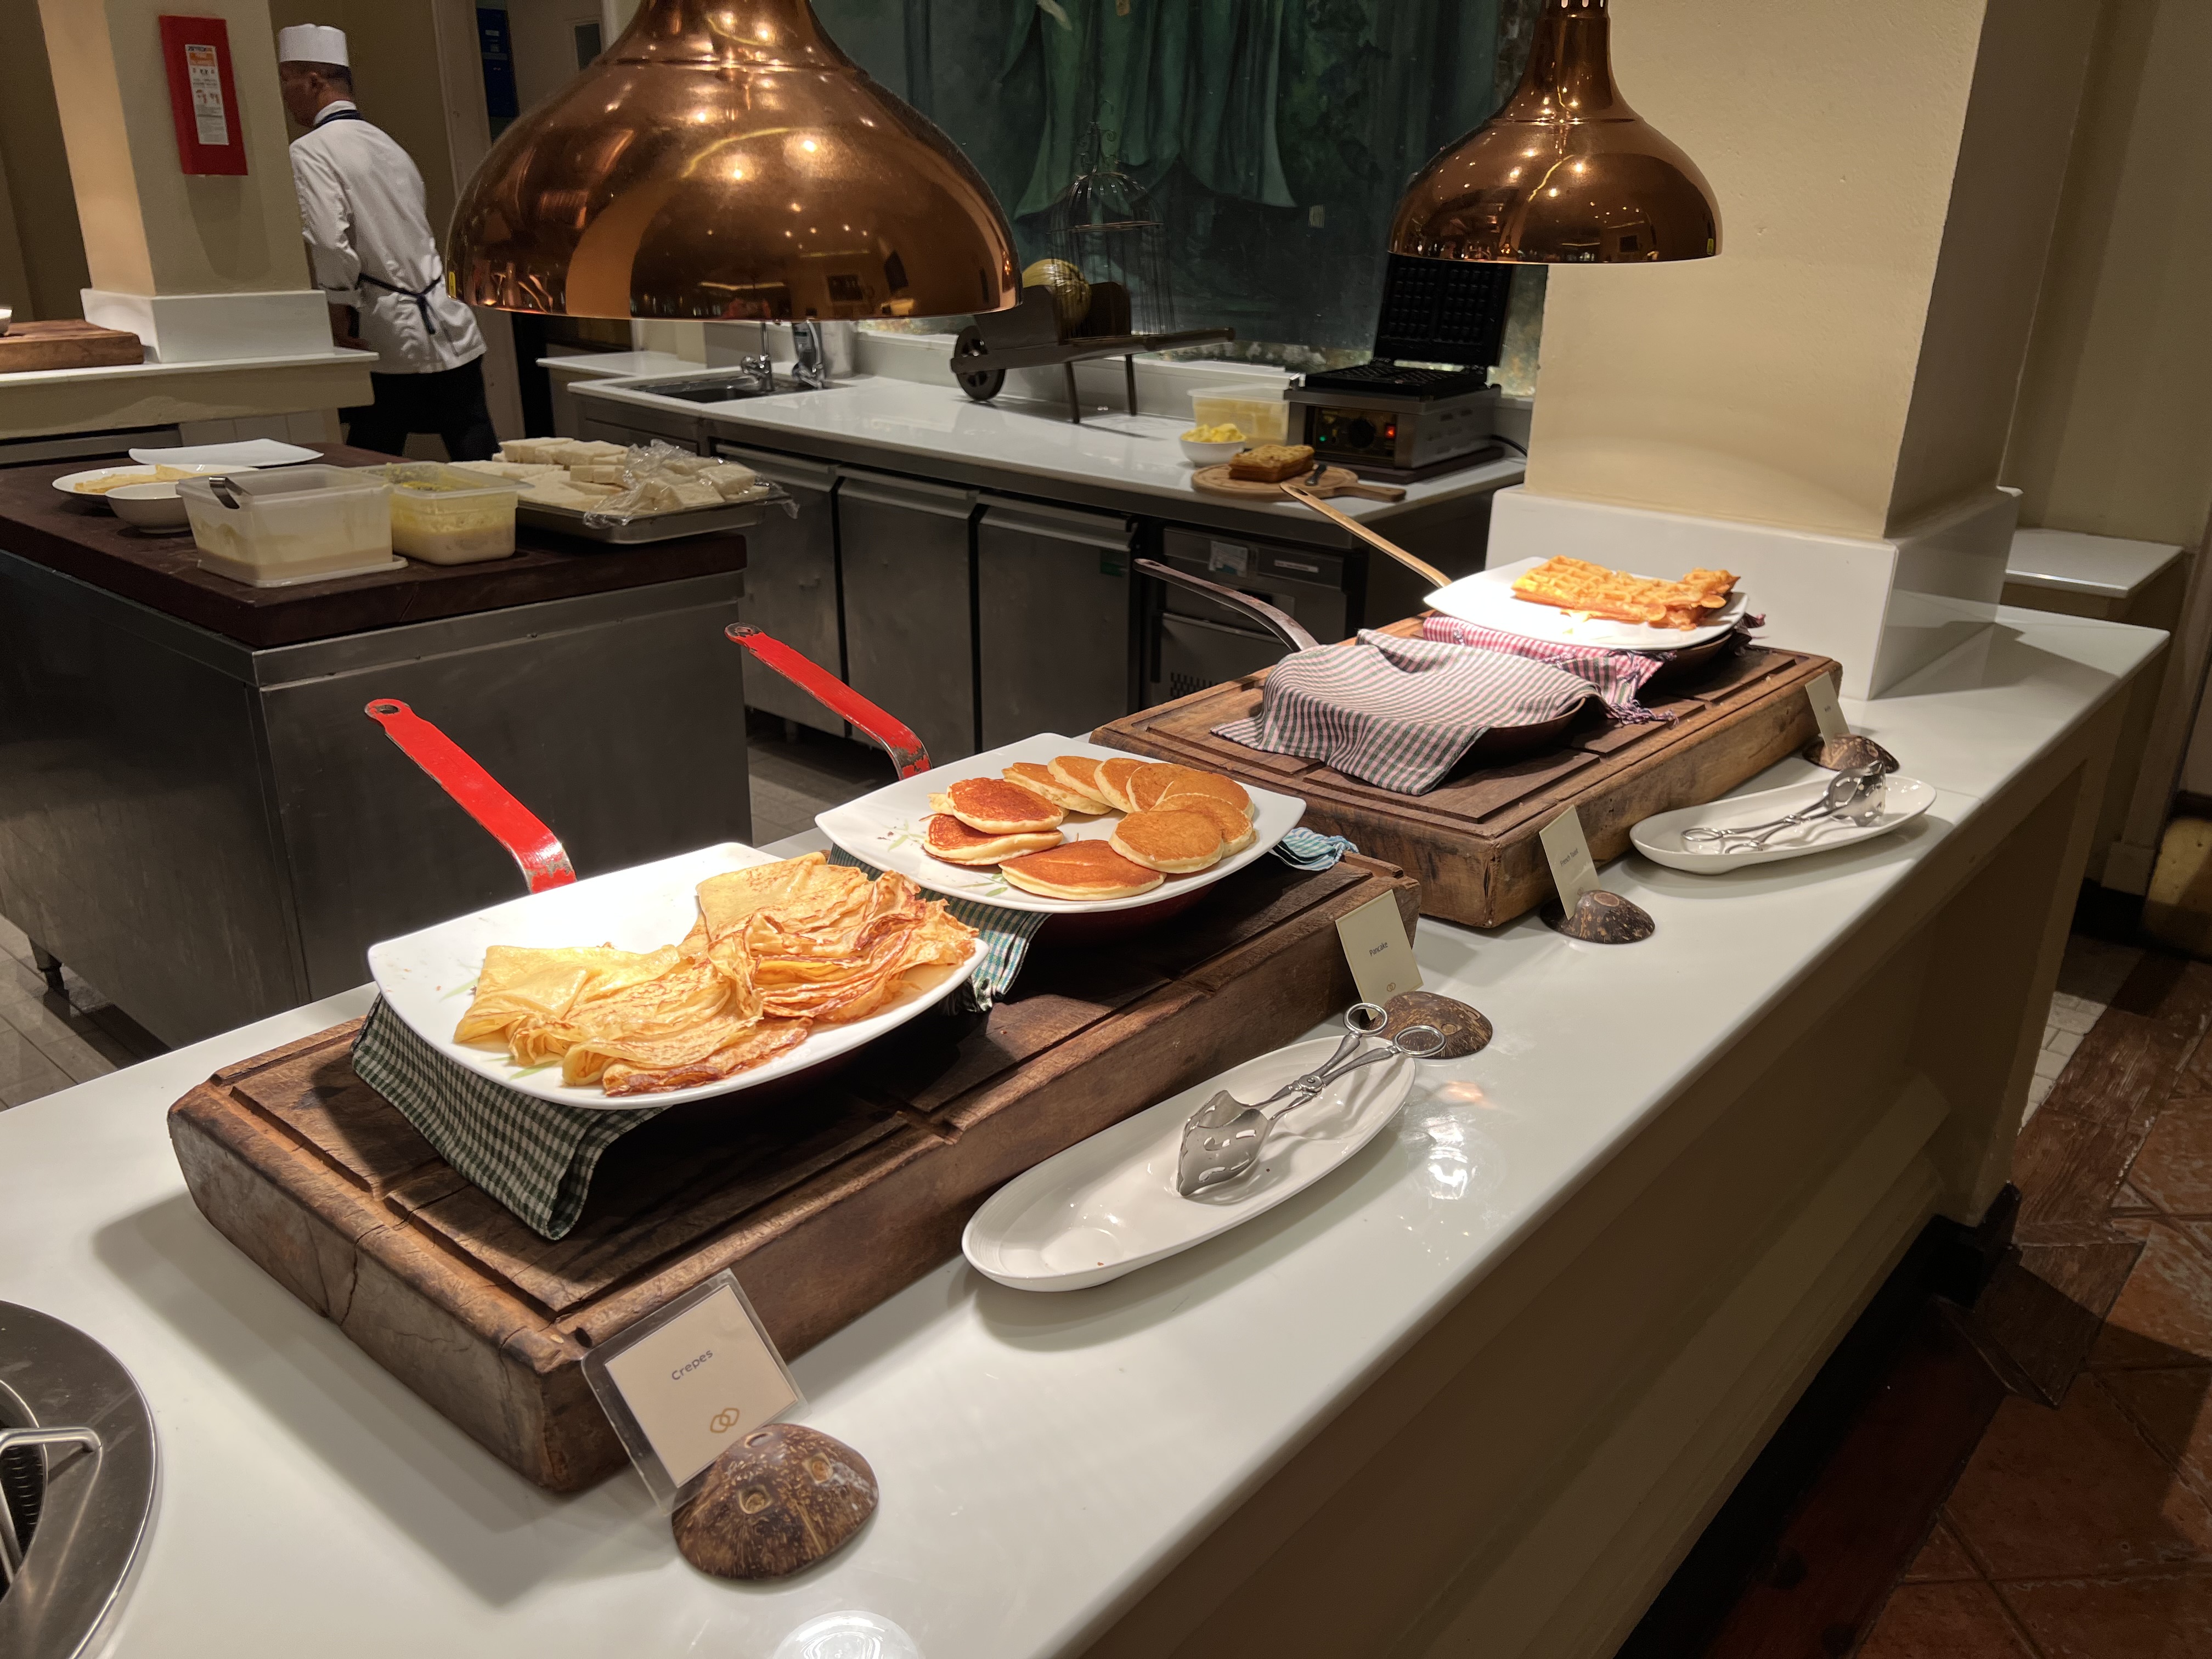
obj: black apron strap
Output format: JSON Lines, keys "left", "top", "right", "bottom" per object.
{"left": 357, "top": 273, "right": 440, "bottom": 337}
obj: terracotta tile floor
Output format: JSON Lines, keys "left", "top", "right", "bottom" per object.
{"left": 1853, "top": 949, "right": 2212, "bottom": 1657}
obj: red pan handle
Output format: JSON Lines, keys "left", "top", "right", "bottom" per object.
{"left": 364, "top": 699, "right": 577, "bottom": 893}
{"left": 725, "top": 624, "right": 930, "bottom": 778}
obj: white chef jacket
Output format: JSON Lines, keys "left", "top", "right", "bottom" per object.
{"left": 289, "top": 101, "right": 484, "bottom": 376}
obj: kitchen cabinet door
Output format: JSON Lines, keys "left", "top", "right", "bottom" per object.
{"left": 717, "top": 445, "right": 843, "bottom": 735}
{"left": 837, "top": 471, "right": 979, "bottom": 763}
{"left": 977, "top": 499, "right": 1135, "bottom": 748}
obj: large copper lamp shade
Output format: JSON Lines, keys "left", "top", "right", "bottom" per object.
{"left": 447, "top": 0, "right": 1018, "bottom": 320}
{"left": 1392, "top": 0, "right": 1718, "bottom": 264}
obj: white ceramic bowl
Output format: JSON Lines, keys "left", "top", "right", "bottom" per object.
{"left": 1180, "top": 437, "right": 1250, "bottom": 466}
{"left": 105, "top": 481, "right": 193, "bottom": 532}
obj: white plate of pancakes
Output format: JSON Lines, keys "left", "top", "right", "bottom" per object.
{"left": 1425, "top": 556, "right": 1748, "bottom": 651}
{"left": 815, "top": 735, "right": 1307, "bottom": 913}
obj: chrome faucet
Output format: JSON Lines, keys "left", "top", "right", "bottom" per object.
{"left": 736, "top": 321, "right": 776, "bottom": 392}
{"left": 792, "top": 319, "right": 832, "bottom": 390}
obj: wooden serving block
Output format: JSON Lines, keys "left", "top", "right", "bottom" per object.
{"left": 1189, "top": 463, "right": 1402, "bottom": 503}
{"left": 169, "top": 854, "right": 1419, "bottom": 1491}
{"left": 0, "top": 319, "right": 144, "bottom": 373}
{"left": 1096, "top": 619, "right": 1834, "bottom": 928}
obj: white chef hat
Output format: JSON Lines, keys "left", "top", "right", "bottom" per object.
{"left": 275, "top": 24, "right": 349, "bottom": 66}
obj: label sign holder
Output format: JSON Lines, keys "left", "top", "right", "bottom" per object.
{"left": 582, "top": 1269, "right": 804, "bottom": 1511}
{"left": 1804, "top": 672, "right": 1850, "bottom": 742}
{"left": 1335, "top": 891, "right": 1421, "bottom": 1005}
{"left": 1539, "top": 804, "right": 1656, "bottom": 944}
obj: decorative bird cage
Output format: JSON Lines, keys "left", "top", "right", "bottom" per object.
{"left": 1043, "top": 126, "right": 1177, "bottom": 337}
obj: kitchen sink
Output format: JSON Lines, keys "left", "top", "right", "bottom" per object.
{"left": 630, "top": 373, "right": 833, "bottom": 404}
{"left": 0, "top": 1302, "right": 156, "bottom": 1659}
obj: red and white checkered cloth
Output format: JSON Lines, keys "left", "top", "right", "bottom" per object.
{"left": 1419, "top": 615, "right": 1671, "bottom": 722}
{"left": 1212, "top": 630, "right": 1600, "bottom": 794}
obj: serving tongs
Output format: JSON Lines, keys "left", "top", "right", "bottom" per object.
{"left": 1176, "top": 1002, "right": 1444, "bottom": 1195}
{"left": 363, "top": 628, "right": 935, "bottom": 897}
{"left": 1680, "top": 762, "right": 1887, "bottom": 854}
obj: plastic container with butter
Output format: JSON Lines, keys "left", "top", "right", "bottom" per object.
{"left": 1188, "top": 380, "right": 1290, "bottom": 444}
{"left": 177, "top": 466, "right": 402, "bottom": 587}
{"left": 357, "top": 461, "right": 521, "bottom": 565}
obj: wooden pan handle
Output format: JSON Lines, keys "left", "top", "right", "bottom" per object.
{"left": 1281, "top": 483, "right": 1450, "bottom": 589}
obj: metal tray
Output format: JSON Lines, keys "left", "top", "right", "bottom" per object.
{"left": 518, "top": 482, "right": 785, "bottom": 546}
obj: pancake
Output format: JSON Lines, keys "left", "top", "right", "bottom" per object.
{"left": 923, "top": 814, "right": 1062, "bottom": 865}
{"left": 1110, "top": 808, "right": 1226, "bottom": 874}
{"left": 1048, "top": 754, "right": 1109, "bottom": 798}
{"left": 1156, "top": 769, "right": 1254, "bottom": 819}
{"left": 999, "top": 839, "right": 1164, "bottom": 900}
{"left": 1128, "top": 764, "right": 1221, "bottom": 812}
{"left": 937, "top": 776, "right": 1064, "bottom": 835}
{"left": 1003, "top": 760, "right": 1107, "bottom": 814}
{"left": 1170, "top": 795, "right": 1257, "bottom": 854}
{"left": 1094, "top": 756, "right": 1157, "bottom": 813}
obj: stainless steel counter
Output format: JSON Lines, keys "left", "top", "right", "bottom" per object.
{"left": 0, "top": 554, "right": 752, "bottom": 1045}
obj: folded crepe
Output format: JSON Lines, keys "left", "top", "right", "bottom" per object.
{"left": 453, "top": 853, "right": 978, "bottom": 1097}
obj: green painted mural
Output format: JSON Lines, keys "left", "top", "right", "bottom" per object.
{"left": 815, "top": 0, "right": 1544, "bottom": 383}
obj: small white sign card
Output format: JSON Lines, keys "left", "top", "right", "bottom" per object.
{"left": 1335, "top": 891, "right": 1422, "bottom": 1005}
{"left": 582, "top": 1269, "right": 804, "bottom": 1510}
{"left": 1804, "top": 672, "right": 1850, "bottom": 741}
{"left": 1539, "top": 805, "right": 1600, "bottom": 912}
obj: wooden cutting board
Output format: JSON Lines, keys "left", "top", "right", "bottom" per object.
{"left": 1189, "top": 464, "right": 1404, "bottom": 502}
{"left": 0, "top": 320, "right": 144, "bottom": 373}
{"left": 168, "top": 854, "right": 1420, "bottom": 1491}
{"left": 1096, "top": 618, "right": 1833, "bottom": 929}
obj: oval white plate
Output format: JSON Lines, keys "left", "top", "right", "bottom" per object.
{"left": 816, "top": 733, "right": 1306, "bottom": 914}
{"left": 368, "top": 842, "right": 984, "bottom": 1111}
{"left": 1426, "top": 554, "right": 1748, "bottom": 650}
{"left": 1632, "top": 773, "right": 1935, "bottom": 872}
{"left": 962, "top": 1036, "right": 1417, "bottom": 1291}
{"left": 53, "top": 462, "right": 258, "bottom": 507}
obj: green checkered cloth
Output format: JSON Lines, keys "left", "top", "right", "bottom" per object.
{"left": 347, "top": 881, "right": 1047, "bottom": 1240}
{"left": 351, "top": 996, "right": 659, "bottom": 1238}
{"left": 350, "top": 835, "right": 1355, "bottom": 1240}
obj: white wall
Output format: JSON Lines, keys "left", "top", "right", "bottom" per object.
{"left": 505, "top": 0, "right": 600, "bottom": 114}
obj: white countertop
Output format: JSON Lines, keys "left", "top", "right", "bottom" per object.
{"left": 2005, "top": 524, "right": 2187, "bottom": 599}
{"left": 0, "top": 609, "right": 2163, "bottom": 1658}
{"left": 573, "top": 371, "right": 1526, "bottom": 526}
{"left": 538, "top": 350, "right": 713, "bottom": 382}
{"left": 0, "top": 346, "right": 369, "bottom": 387}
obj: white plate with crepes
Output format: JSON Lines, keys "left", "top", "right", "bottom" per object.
{"left": 367, "top": 843, "right": 985, "bottom": 1111}
{"left": 52, "top": 462, "right": 260, "bottom": 506}
{"left": 815, "top": 734, "right": 1306, "bottom": 914}
{"left": 962, "top": 1036, "right": 1419, "bottom": 1291}
{"left": 1425, "top": 555, "right": 1748, "bottom": 651}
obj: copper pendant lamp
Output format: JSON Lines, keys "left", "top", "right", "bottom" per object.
{"left": 446, "top": 0, "right": 1018, "bottom": 320}
{"left": 1391, "top": 0, "right": 1718, "bottom": 264}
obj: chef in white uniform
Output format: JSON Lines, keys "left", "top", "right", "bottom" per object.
{"left": 276, "top": 24, "right": 496, "bottom": 460}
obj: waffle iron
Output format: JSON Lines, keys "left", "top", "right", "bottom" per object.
{"left": 1286, "top": 255, "right": 1513, "bottom": 481}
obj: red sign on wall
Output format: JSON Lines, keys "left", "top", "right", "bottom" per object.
{"left": 159, "top": 15, "right": 248, "bottom": 176}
